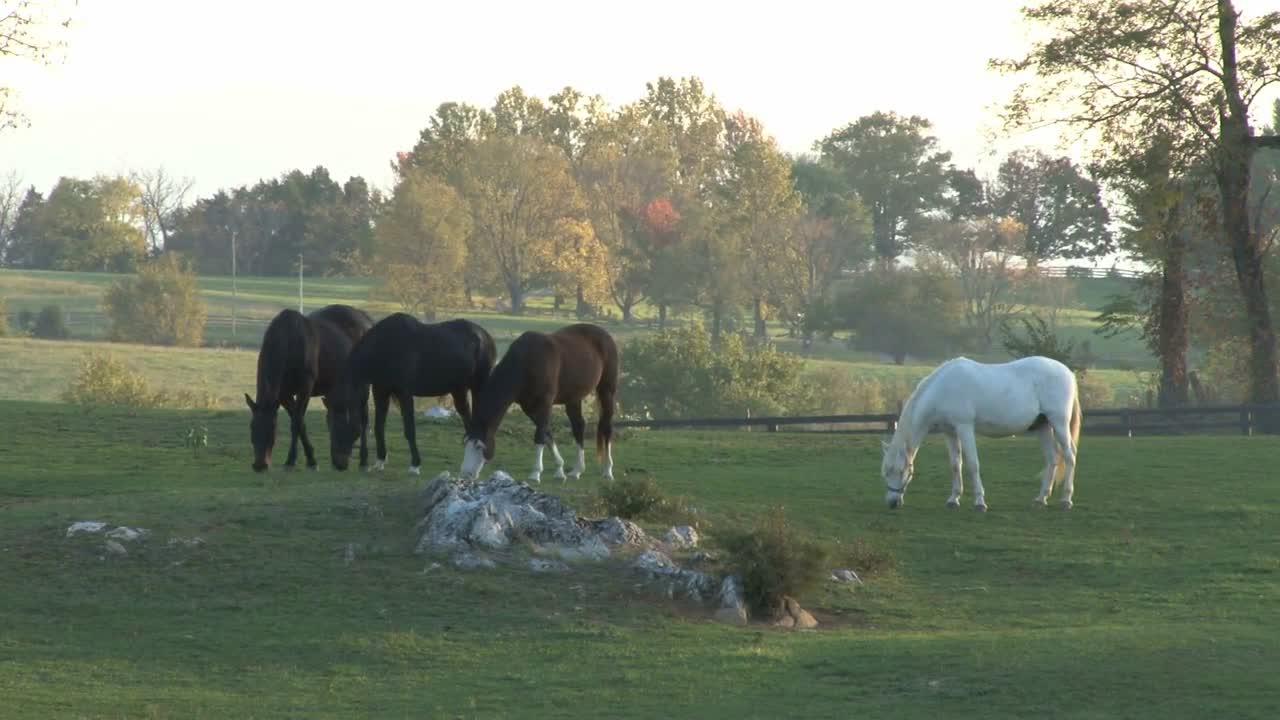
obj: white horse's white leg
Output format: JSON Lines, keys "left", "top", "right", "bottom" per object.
{"left": 1050, "top": 416, "right": 1077, "bottom": 509}
{"left": 956, "top": 425, "right": 986, "bottom": 511}
{"left": 1034, "top": 424, "right": 1057, "bottom": 506}
{"left": 568, "top": 444, "right": 585, "bottom": 480}
{"left": 944, "top": 432, "right": 963, "bottom": 508}
{"left": 529, "top": 443, "right": 545, "bottom": 484}
{"left": 550, "top": 441, "right": 567, "bottom": 481}
{"left": 602, "top": 440, "right": 614, "bottom": 480}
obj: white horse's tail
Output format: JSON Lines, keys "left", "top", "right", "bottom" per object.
{"left": 1055, "top": 392, "right": 1082, "bottom": 481}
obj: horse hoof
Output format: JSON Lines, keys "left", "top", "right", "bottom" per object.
{"left": 408, "top": 466, "right": 421, "bottom": 476}
{"left": 553, "top": 472, "right": 567, "bottom": 482}
{"left": 307, "top": 465, "right": 319, "bottom": 472}
{"left": 1060, "top": 500, "right": 1073, "bottom": 511}
{"left": 945, "top": 500, "right": 959, "bottom": 509}
{"left": 372, "top": 461, "right": 386, "bottom": 473}
{"left": 528, "top": 474, "right": 542, "bottom": 484}
{"left": 974, "top": 504, "right": 988, "bottom": 513}
{"left": 567, "top": 472, "right": 582, "bottom": 481}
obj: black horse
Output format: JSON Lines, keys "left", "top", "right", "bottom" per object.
{"left": 459, "top": 323, "right": 619, "bottom": 483}
{"left": 327, "top": 313, "right": 496, "bottom": 474}
{"left": 245, "top": 304, "right": 374, "bottom": 472}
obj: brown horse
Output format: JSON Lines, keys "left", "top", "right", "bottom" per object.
{"left": 245, "top": 304, "right": 374, "bottom": 471}
{"left": 459, "top": 323, "right": 619, "bottom": 483}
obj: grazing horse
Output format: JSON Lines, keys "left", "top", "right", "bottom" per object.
{"left": 244, "top": 304, "right": 374, "bottom": 472}
{"left": 881, "top": 356, "right": 1082, "bottom": 511}
{"left": 459, "top": 323, "right": 619, "bottom": 484}
{"left": 327, "top": 314, "right": 496, "bottom": 474}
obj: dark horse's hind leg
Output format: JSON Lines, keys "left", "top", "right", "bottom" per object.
{"left": 281, "top": 394, "right": 316, "bottom": 470}
{"left": 358, "top": 399, "right": 370, "bottom": 470}
{"left": 564, "top": 400, "right": 587, "bottom": 480}
{"left": 596, "top": 386, "right": 616, "bottom": 480}
{"left": 396, "top": 391, "right": 422, "bottom": 475}
{"left": 372, "top": 386, "right": 391, "bottom": 472}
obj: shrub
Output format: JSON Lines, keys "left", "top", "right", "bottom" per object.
{"left": 1000, "top": 313, "right": 1083, "bottom": 373}
{"left": 596, "top": 475, "right": 695, "bottom": 525}
{"left": 32, "top": 304, "right": 69, "bottom": 339}
{"left": 1197, "top": 337, "right": 1249, "bottom": 404}
{"left": 718, "top": 507, "right": 830, "bottom": 619}
{"left": 622, "top": 322, "right": 811, "bottom": 419}
{"left": 16, "top": 308, "right": 35, "bottom": 332}
{"left": 103, "top": 253, "right": 207, "bottom": 346}
{"left": 0, "top": 298, "right": 7, "bottom": 337}
{"left": 61, "top": 351, "right": 219, "bottom": 410}
{"left": 1077, "top": 372, "right": 1115, "bottom": 409}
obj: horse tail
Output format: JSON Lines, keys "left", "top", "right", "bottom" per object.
{"left": 1056, "top": 388, "right": 1082, "bottom": 481}
{"left": 595, "top": 332, "right": 620, "bottom": 463}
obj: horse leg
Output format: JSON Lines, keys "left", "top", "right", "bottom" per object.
{"left": 549, "top": 439, "right": 567, "bottom": 482}
{"left": 294, "top": 391, "right": 318, "bottom": 470}
{"left": 451, "top": 388, "right": 473, "bottom": 436}
{"left": 397, "top": 392, "right": 422, "bottom": 475}
{"left": 527, "top": 402, "right": 553, "bottom": 484}
{"left": 565, "top": 400, "right": 587, "bottom": 480}
{"left": 597, "top": 387, "right": 616, "bottom": 481}
{"left": 372, "top": 387, "right": 391, "bottom": 472}
{"left": 1049, "top": 415, "right": 1077, "bottom": 510}
{"left": 956, "top": 425, "right": 987, "bottom": 512}
{"left": 281, "top": 396, "right": 301, "bottom": 470}
{"left": 944, "top": 431, "right": 963, "bottom": 508}
{"left": 358, "top": 398, "right": 370, "bottom": 470}
{"left": 1033, "top": 424, "right": 1057, "bottom": 506}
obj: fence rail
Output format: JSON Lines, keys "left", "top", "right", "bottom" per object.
{"left": 1038, "top": 265, "right": 1145, "bottom": 280}
{"left": 616, "top": 403, "right": 1280, "bottom": 437}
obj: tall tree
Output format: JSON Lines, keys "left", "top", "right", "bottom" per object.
{"left": 994, "top": 0, "right": 1280, "bottom": 422}
{"left": 5, "top": 176, "right": 146, "bottom": 271}
{"left": 460, "top": 134, "right": 589, "bottom": 315}
{"left": 375, "top": 169, "right": 470, "bottom": 319}
{"left": 989, "top": 149, "right": 1113, "bottom": 265}
{"left": 817, "top": 111, "right": 953, "bottom": 265}
{"left": 923, "top": 215, "right": 1028, "bottom": 351}
{"left": 0, "top": 171, "right": 23, "bottom": 263}
{"left": 132, "top": 167, "right": 194, "bottom": 255}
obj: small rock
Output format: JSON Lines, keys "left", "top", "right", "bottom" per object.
{"left": 422, "top": 562, "right": 443, "bottom": 574}
{"left": 105, "top": 527, "right": 150, "bottom": 542}
{"left": 717, "top": 576, "right": 746, "bottom": 611}
{"left": 104, "top": 540, "right": 128, "bottom": 557}
{"left": 167, "top": 536, "right": 206, "bottom": 548}
{"left": 634, "top": 549, "right": 678, "bottom": 575}
{"left": 774, "top": 613, "right": 796, "bottom": 629}
{"left": 423, "top": 406, "right": 453, "bottom": 419}
{"left": 714, "top": 605, "right": 749, "bottom": 626}
{"left": 343, "top": 543, "right": 358, "bottom": 565}
{"left": 830, "top": 569, "right": 863, "bottom": 584}
{"left": 776, "top": 596, "right": 819, "bottom": 629}
{"left": 665, "top": 525, "right": 699, "bottom": 549}
{"left": 66, "top": 521, "right": 107, "bottom": 538}
{"left": 592, "top": 517, "right": 649, "bottom": 547}
{"left": 529, "top": 558, "right": 570, "bottom": 573}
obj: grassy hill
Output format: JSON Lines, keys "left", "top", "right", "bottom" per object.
{"left": 0, "top": 401, "right": 1276, "bottom": 718}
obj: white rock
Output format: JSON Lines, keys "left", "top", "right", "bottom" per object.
{"left": 66, "top": 521, "right": 107, "bottom": 538}
{"left": 423, "top": 406, "right": 454, "bottom": 419}
{"left": 665, "top": 525, "right": 699, "bottom": 549}
{"left": 167, "top": 536, "right": 206, "bottom": 548}
{"left": 529, "top": 558, "right": 570, "bottom": 573}
{"left": 831, "top": 568, "right": 863, "bottom": 584}
{"left": 104, "top": 540, "right": 128, "bottom": 556}
{"left": 452, "top": 551, "right": 496, "bottom": 570}
{"left": 105, "top": 527, "right": 150, "bottom": 542}
{"left": 717, "top": 575, "right": 746, "bottom": 612}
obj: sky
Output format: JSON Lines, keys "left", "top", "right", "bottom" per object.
{"left": 2, "top": 0, "right": 1278, "bottom": 202}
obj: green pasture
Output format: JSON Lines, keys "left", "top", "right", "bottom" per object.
{"left": 0, "top": 401, "right": 1276, "bottom": 718}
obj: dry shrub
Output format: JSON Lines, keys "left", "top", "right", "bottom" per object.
{"left": 61, "top": 351, "right": 218, "bottom": 410}
{"left": 1076, "top": 372, "right": 1115, "bottom": 409}
{"left": 718, "top": 507, "right": 830, "bottom": 619}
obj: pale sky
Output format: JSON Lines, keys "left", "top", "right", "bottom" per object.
{"left": 2, "top": 0, "right": 1278, "bottom": 199}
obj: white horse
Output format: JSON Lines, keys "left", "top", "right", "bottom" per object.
{"left": 880, "top": 356, "right": 1082, "bottom": 511}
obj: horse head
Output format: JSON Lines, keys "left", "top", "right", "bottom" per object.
{"left": 245, "top": 393, "right": 277, "bottom": 472}
{"left": 326, "top": 386, "right": 364, "bottom": 471}
{"left": 458, "top": 425, "right": 496, "bottom": 481}
{"left": 881, "top": 437, "right": 915, "bottom": 509}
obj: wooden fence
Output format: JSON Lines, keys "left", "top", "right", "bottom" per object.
{"left": 615, "top": 404, "right": 1280, "bottom": 437}
{"left": 1038, "top": 265, "right": 1145, "bottom": 280}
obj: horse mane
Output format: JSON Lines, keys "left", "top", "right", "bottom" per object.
{"left": 471, "top": 338, "right": 526, "bottom": 437}
{"left": 892, "top": 359, "right": 958, "bottom": 450}
{"left": 255, "top": 310, "right": 307, "bottom": 407}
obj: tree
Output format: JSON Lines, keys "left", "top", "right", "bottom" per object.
{"left": 103, "top": 253, "right": 207, "bottom": 346}
{"left": 4, "top": 176, "right": 146, "bottom": 271}
{"left": 817, "top": 111, "right": 953, "bottom": 265}
{"left": 1, "top": 0, "right": 75, "bottom": 130}
{"left": 0, "top": 171, "right": 22, "bottom": 263}
{"left": 132, "top": 167, "right": 194, "bottom": 255}
{"left": 923, "top": 215, "right": 1029, "bottom": 350}
{"left": 989, "top": 149, "right": 1112, "bottom": 265}
{"left": 994, "top": 0, "right": 1280, "bottom": 422}
{"left": 718, "top": 112, "right": 802, "bottom": 339}
{"left": 375, "top": 169, "right": 470, "bottom": 319}
{"left": 820, "top": 264, "right": 964, "bottom": 364}
{"left": 460, "top": 134, "right": 590, "bottom": 314}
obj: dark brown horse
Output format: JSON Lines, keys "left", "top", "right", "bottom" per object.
{"left": 459, "top": 323, "right": 619, "bottom": 483}
{"left": 245, "top": 304, "right": 374, "bottom": 472}
{"left": 327, "top": 313, "right": 496, "bottom": 474}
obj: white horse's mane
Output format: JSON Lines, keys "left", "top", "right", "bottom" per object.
{"left": 890, "top": 358, "right": 961, "bottom": 452}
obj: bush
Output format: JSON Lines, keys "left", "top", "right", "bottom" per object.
{"left": 103, "top": 253, "right": 207, "bottom": 346}
{"left": 622, "top": 323, "right": 810, "bottom": 419}
{"left": 32, "top": 304, "right": 70, "bottom": 339}
{"left": 1077, "top": 372, "right": 1115, "bottom": 409}
{"left": 0, "top": 298, "right": 7, "bottom": 337}
{"left": 16, "top": 308, "right": 35, "bottom": 332}
{"left": 597, "top": 475, "right": 695, "bottom": 525}
{"left": 1000, "top": 313, "right": 1083, "bottom": 373}
{"left": 819, "top": 266, "right": 965, "bottom": 363}
{"left": 718, "top": 507, "right": 830, "bottom": 619}
{"left": 61, "top": 351, "right": 219, "bottom": 410}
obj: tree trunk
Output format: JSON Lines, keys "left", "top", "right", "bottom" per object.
{"left": 553, "top": 293, "right": 564, "bottom": 311}
{"left": 1219, "top": 0, "right": 1280, "bottom": 430}
{"left": 508, "top": 285, "right": 525, "bottom": 316}
{"left": 1156, "top": 229, "right": 1190, "bottom": 408}
{"left": 753, "top": 296, "right": 767, "bottom": 339}
{"left": 464, "top": 282, "right": 475, "bottom": 309}
{"left": 575, "top": 284, "right": 591, "bottom": 319}
{"left": 658, "top": 303, "right": 668, "bottom": 331}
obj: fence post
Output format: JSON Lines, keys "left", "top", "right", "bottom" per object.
{"left": 1123, "top": 409, "right": 1134, "bottom": 438}
{"left": 1241, "top": 406, "right": 1253, "bottom": 436}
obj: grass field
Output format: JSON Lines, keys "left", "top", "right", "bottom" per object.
{"left": 0, "top": 401, "right": 1276, "bottom": 718}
